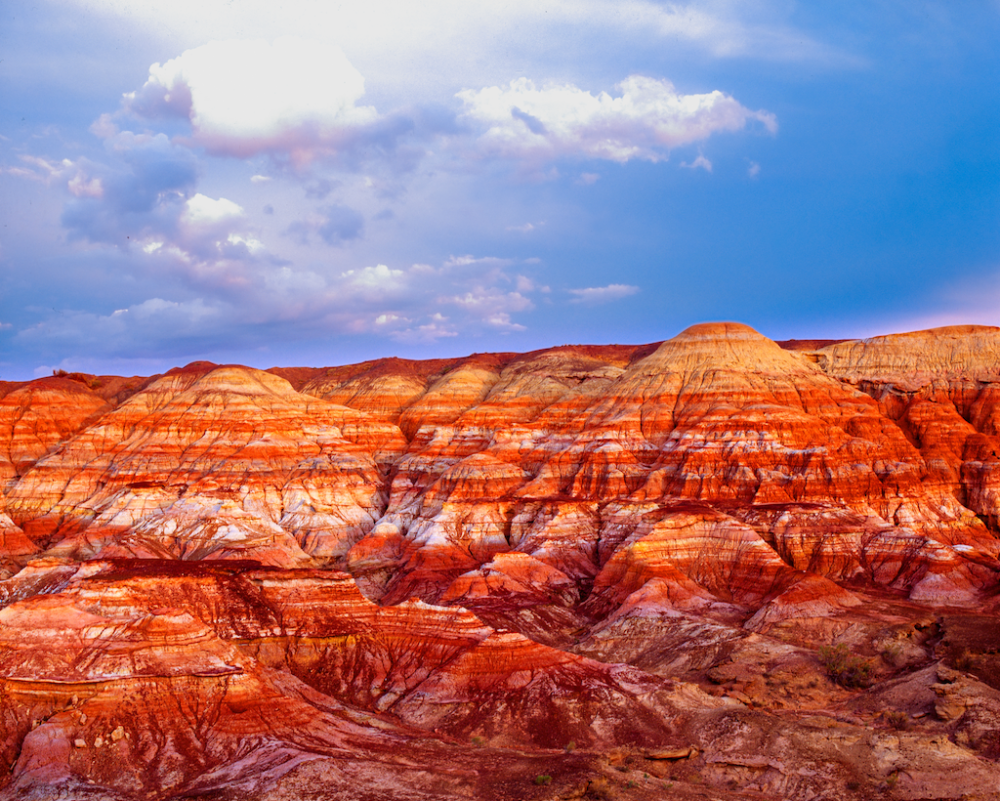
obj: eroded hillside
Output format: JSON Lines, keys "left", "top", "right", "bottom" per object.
{"left": 3, "top": 323, "right": 1000, "bottom": 800}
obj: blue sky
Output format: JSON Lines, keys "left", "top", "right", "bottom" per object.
{"left": 2, "top": 1, "right": 999, "bottom": 379}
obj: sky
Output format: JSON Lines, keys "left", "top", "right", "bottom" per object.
{"left": 2, "top": 1, "right": 999, "bottom": 380}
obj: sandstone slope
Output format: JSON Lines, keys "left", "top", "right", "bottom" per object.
{"left": 3, "top": 323, "right": 1000, "bottom": 800}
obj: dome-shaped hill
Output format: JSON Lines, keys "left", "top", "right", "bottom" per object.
{"left": 632, "top": 321, "right": 822, "bottom": 379}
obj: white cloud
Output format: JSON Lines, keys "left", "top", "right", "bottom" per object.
{"left": 568, "top": 283, "right": 639, "bottom": 304}
{"left": 681, "top": 154, "right": 713, "bottom": 172}
{"left": 577, "top": 172, "right": 600, "bottom": 185}
{"left": 182, "top": 193, "right": 244, "bottom": 226}
{"left": 375, "top": 312, "right": 408, "bottom": 326}
{"left": 9, "top": 154, "right": 106, "bottom": 198}
{"left": 124, "top": 37, "right": 378, "bottom": 162}
{"left": 443, "top": 254, "right": 513, "bottom": 268}
{"left": 445, "top": 290, "right": 534, "bottom": 313}
{"left": 341, "top": 263, "right": 406, "bottom": 293}
{"left": 170, "top": 193, "right": 268, "bottom": 264}
{"left": 515, "top": 275, "right": 536, "bottom": 292}
{"left": 67, "top": 171, "right": 104, "bottom": 198}
{"left": 250, "top": 174, "right": 272, "bottom": 183}
{"left": 506, "top": 222, "right": 537, "bottom": 232}
{"left": 458, "top": 75, "right": 776, "bottom": 164}
{"left": 7, "top": 155, "right": 78, "bottom": 186}
{"left": 18, "top": 155, "right": 73, "bottom": 179}
{"left": 485, "top": 312, "right": 527, "bottom": 331}
{"left": 747, "top": 161, "right": 761, "bottom": 178}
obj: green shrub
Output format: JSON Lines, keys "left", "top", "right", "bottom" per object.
{"left": 534, "top": 774, "right": 552, "bottom": 786}
{"left": 818, "top": 643, "right": 875, "bottom": 688}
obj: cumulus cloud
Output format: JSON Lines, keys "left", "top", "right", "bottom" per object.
{"left": 326, "top": 255, "right": 541, "bottom": 341}
{"left": 568, "top": 283, "right": 639, "bottom": 304}
{"left": 458, "top": 75, "right": 777, "bottom": 163}
{"left": 56, "top": 131, "right": 271, "bottom": 297}
{"left": 445, "top": 289, "right": 533, "bottom": 312}
{"left": 62, "top": 144, "right": 261, "bottom": 275}
{"left": 176, "top": 193, "right": 266, "bottom": 262}
{"left": 483, "top": 312, "right": 527, "bottom": 332}
{"left": 387, "top": 312, "right": 459, "bottom": 344}
{"left": 61, "top": 132, "right": 198, "bottom": 246}
{"left": 123, "top": 37, "right": 378, "bottom": 162}
{"left": 117, "top": 37, "right": 452, "bottom": 173}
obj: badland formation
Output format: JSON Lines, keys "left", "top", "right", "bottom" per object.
{"left": 3, "top": 322, "right": 1000, "bottom": 800}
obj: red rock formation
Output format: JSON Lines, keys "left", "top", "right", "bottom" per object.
{"left": 0, "top": 377, "right": 109, "bottom": 490}
{"left": 348, "top": 322, "right": 998, "bottom": 613}
{"left": 3, "top": 323, "right": 1000, "bottom": 800}
{"left": 5, "top": 365, "right": 406, "bottom": 564}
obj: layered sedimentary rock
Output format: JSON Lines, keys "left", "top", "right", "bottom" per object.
{"left": 4, "top": 322, "right": 1000, "bottom": 800}
{"left": 5, "top": 364, "right": 406, "bottom": 565}
{"left": 0, "top": 377, "right": 109, "bottom": 489}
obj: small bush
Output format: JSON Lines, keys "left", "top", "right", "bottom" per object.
{"left": 470, "top": 735, "right": 484, "bottom": 746}
{"left": 881, "top": 710, "right": 909, "bottom": 730}
{"left": 585, "top": 777, "right": 614, "bottom": 800}
{"left": 882, "top": 643, "right": 903, "bottom": 666}
{"left": 534, "top": 774, "right": 552, "bottom": 786}
{"left": 818, "top": 643, "right": 875, "bottom": 688}
{"left": 954, "top": 649, "right": 976, "bottom": 671}
{"left": 565, "top": 740, "right": 576, "bottom": 752}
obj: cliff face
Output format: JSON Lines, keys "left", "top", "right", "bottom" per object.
{"left": 3, "top": 324, "right": 1000, "bottom": 801}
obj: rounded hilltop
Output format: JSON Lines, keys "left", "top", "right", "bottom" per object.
{"left": 675, "top": 321, "right": 765, "bottom": 338}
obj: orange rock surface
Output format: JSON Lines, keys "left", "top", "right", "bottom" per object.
{"left": 4, "top": 323, "right": 1000, "bottom": 800}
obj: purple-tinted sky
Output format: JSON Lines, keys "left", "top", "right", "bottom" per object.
{"left": 2, "top": 1, "right": 999, "bottom": 379}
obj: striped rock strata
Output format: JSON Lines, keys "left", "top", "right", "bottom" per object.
{"left": 3, "top": 323, "right": 1000, "bottom": 800}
